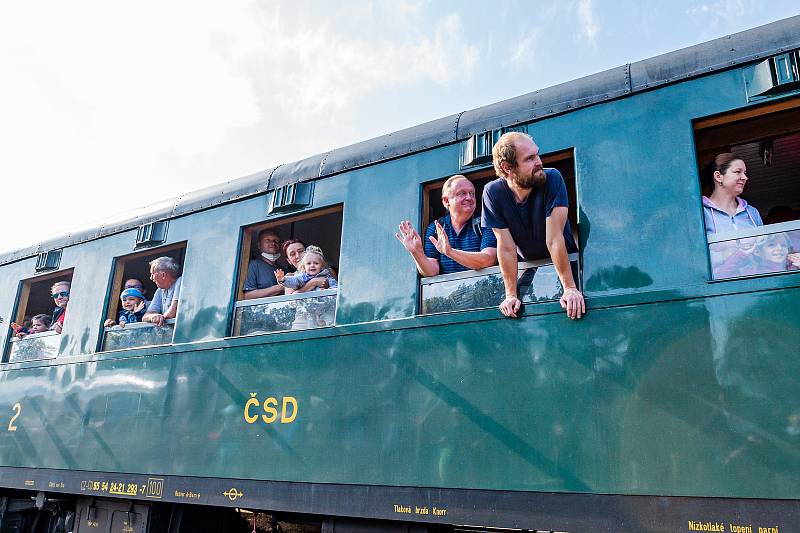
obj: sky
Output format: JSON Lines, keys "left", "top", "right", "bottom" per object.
{"left": 1, "top": 1, "right": 798, "bottom": 254}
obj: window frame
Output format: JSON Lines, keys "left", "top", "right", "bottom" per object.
{"left": 97, "top": 242, "right": 187, "bottom": 354}
{"left": 232, "top": 204, "right": 344, "bottom": 337}
{"left": 694, "top": 96, "right": 800, "bottom": 282}
{"left": 418, "top": 148, "right": 580, "bottom": 315}
{"left": 4, "top": 267, "right": 74, "bottom": 363}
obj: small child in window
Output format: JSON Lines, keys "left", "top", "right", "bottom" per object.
{"left": 10, "top": 314, "right": 51, "bottom": 339}
{"left": 275, "top": 245, "right": 338, "bottom": 291}
{"left": 104, "top": 288, "right": 147, "bottom": 328}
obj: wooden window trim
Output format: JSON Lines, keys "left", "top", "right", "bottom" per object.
{"left": 694, "top": 96, "right": 800, "bottom": 131}
{"left": 15, "top": 268, "right": 74, "bottom": 324}
{"left": 237, "top": 205, "right": 344, "bottom": 300}
{"left": 106, "top": 242, "right": 186, "bottom": 321}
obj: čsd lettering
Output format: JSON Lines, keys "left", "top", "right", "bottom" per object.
{"left": 243, "top": 393, "right": 298, "bottom": 425}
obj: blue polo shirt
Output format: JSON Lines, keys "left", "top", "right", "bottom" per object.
{"left": 481, "top": 169, "right": 577, "bottom": 261}
{"left": 423, "top": 214, "right": 497, "bottom": 274}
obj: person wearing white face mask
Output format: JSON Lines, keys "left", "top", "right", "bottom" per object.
{"left": 243, "top": 229, "right": 287, "bottom": 300}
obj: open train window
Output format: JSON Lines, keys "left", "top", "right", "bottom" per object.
{"left": 100, "top": 243, "right": 187, "bottom": 352}
{"left": 5, "top": 269, "right": 73, "bottom": 363}
{"left": 694, "top": 97, "right": 800, "bottom": 280}
{"left": 232, "top": 206, "right": 343, "bottom": 337}
{"left": 419, "top": 149, "right": 579, "bottom": 314}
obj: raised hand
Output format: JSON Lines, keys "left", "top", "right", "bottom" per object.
{"left": 395, "top": 220, "right": 423, "bottom": 254}
{"left": 429, "top": 220, "right": 452, "bottom": 256}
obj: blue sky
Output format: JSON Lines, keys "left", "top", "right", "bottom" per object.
{"left": 0, "top": 1, "right": 798, "bottom": 253}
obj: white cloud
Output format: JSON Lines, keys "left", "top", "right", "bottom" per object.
{"left": 577, "top": 0, "right": 599, "bottom": 43}
{"left": 685, "top": 0, "right": 765, "bottom": 28}
{"left": 253, "top": 7, "right": 479, "bottom": 119}
{"left": 506, "top": 30, "right": 540, "bottom": 67}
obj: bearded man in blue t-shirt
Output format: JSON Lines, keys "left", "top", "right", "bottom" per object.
{"left": 482, "top": 131, "right": 585, "bottom": 320}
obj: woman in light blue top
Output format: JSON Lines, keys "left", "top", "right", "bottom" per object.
{"left": 702, "top": 153, "right": 763, "bottom": 234}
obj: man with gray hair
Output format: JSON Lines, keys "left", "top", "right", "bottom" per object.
{"left": 396, "top": 174, "right": 497, "bottom": 276}
{"left": 143, "top": 256, "right": 182, "bottom": 326}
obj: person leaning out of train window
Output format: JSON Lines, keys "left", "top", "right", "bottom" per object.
{"left": 104, "top": 288, "right": 147, "bottom": 329}
{"left": 243, "top": 229, "right": 288, "bottom": 300}
{"left": 10, "top": 314, "right": 51, "bottom": 339}
{"left": 124, "top": 278, "right": 151, "bottom": 308}
{"left": 143, "top": 257, "right": 182, "bottom": 327}
{"left": 396, "top": 174, "right": 497, "bottom": 277}
{"left": 702, "top": 153, "right": 763, "bottom": 234}
{"left": 50, "top": 280, "right": 71, "bottom": 333}
{"left": 484, "top": 132, "right": 583, "bottom": 320}
{"left": 281, "top": 239, "right": 332, "bottom": 293}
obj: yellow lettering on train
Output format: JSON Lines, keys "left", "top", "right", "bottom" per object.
{"left": 281, "top": 397, "right": 297, "bottom": 423}
{"left": 244, "top": 393, "right": 259, "bottom": 424}
{"left": 262, "top": 397, "right": 278, "bottom": 424}
{"left": 243, "top": 394, "right": 298, "bottom": 425}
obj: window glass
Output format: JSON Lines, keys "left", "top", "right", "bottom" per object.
{"left": 233, "top": 206, "right": 343, "bottom": 336}
{"left": 5, "top": 269, "right": 73, "bottom": 363}
{"left": 419, "top": 150, "right": 579, "bottom": 314}
{"left": 100, "top": 243, "right": 186, "bottom": 352}
{"left": 695, "top": 99, "right": 800, "bottom": 280}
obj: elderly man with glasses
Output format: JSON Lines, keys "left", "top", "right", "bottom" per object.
{"left": 396, "top": 174, "right": 497, "bottom": 276}
{"left": 243, "top": 229, "right": 287, "bottom": 300}
{"left": 143, "top": 257, "right": 182, "bottom": 327}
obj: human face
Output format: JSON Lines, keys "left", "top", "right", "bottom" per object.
{"left": 149, "top": 266, "right": 170, "bottom": 289}
{"left": 52, "top": 284, "right": 70, "bottom": 308}
{"left": 286, "top": 242, "right": 306, "bottom": 268}
{"left": 258, "top": 233, "right": 281, "bottom": 255}
{"left": 757, "top": 236, "right": 789, "bottom": 265}
{"left": 443, "top": 178, "right": 476, "bottom": 219}
{"left": 124, "top": 279, "right": 144, "bottom": 291}
{"left": 121, "top": 296, "right": 142, "bottom": 312}
{"left": 507, "top": 137, "right": 545, "bottom": 189}
{"left": 30, "top": 319, "right": 48, "bottom": 333}
{"left": 303, "top": 253, "right": 323, "bottom": 276}
{"left": 715, "top": 159, "right": 748, "bottom": 196}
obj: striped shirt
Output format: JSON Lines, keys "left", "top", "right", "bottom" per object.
{"left": 423, "top": 214, "right": 497, "bottom": 275}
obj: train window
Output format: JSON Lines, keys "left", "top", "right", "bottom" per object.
{"left": 5, "top": 269, "right": 73, "bottom": 363}
{"left": 420, "top": 149, "right": 579, "bottom": 314}
{"left": 100, "top": 243, "right": 187, "bottom": 352}
{"left": 232, "top": 206, "right": 343, "bottom": 336}
{"left": 695, "top": 98, "right": 800, "bottom": 280}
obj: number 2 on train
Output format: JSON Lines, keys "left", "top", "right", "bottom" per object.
{"left": 7, "top": 403, "right": 21, "bottom": 432}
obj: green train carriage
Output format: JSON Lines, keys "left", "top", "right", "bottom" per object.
{"left": 0, "top": 16, "right": 799, "bottom": 533}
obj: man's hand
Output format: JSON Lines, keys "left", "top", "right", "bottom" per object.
{"left": 396, "top": 220, "right": 424, "bottom": 254}
{"left": 146, "top": 313, "right": 165, "bottom": 327}
{"left": 52, "top": 322, "right": 63, "bottom": 334}
{"left": 429, "top": 220, "right": 452, "bottom": 256}
{"left": 560, "top": 287, "right": 585, "bottom": 320}
{"left": 499, "top": 296, "right": 522, "bottom": 318}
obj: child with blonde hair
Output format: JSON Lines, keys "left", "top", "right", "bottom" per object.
{"left": 275, "top": 245, "right": 338, "bottom": 291}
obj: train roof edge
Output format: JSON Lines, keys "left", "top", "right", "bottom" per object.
{"left": 2, "top": 15, "right": 799, "bottom": 265}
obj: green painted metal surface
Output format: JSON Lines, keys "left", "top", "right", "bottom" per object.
{"left": 0, "top": 288, "right": 797, "bottom": 498}
{"left": 0, "top": 58, "right": 798, "bottom": 507}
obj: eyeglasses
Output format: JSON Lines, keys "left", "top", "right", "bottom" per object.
{"left": 52, "top": 291, "right": 70, "bottom": 299}
{"left": 452, "top": 191, "right": 476, "bottom": 199}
